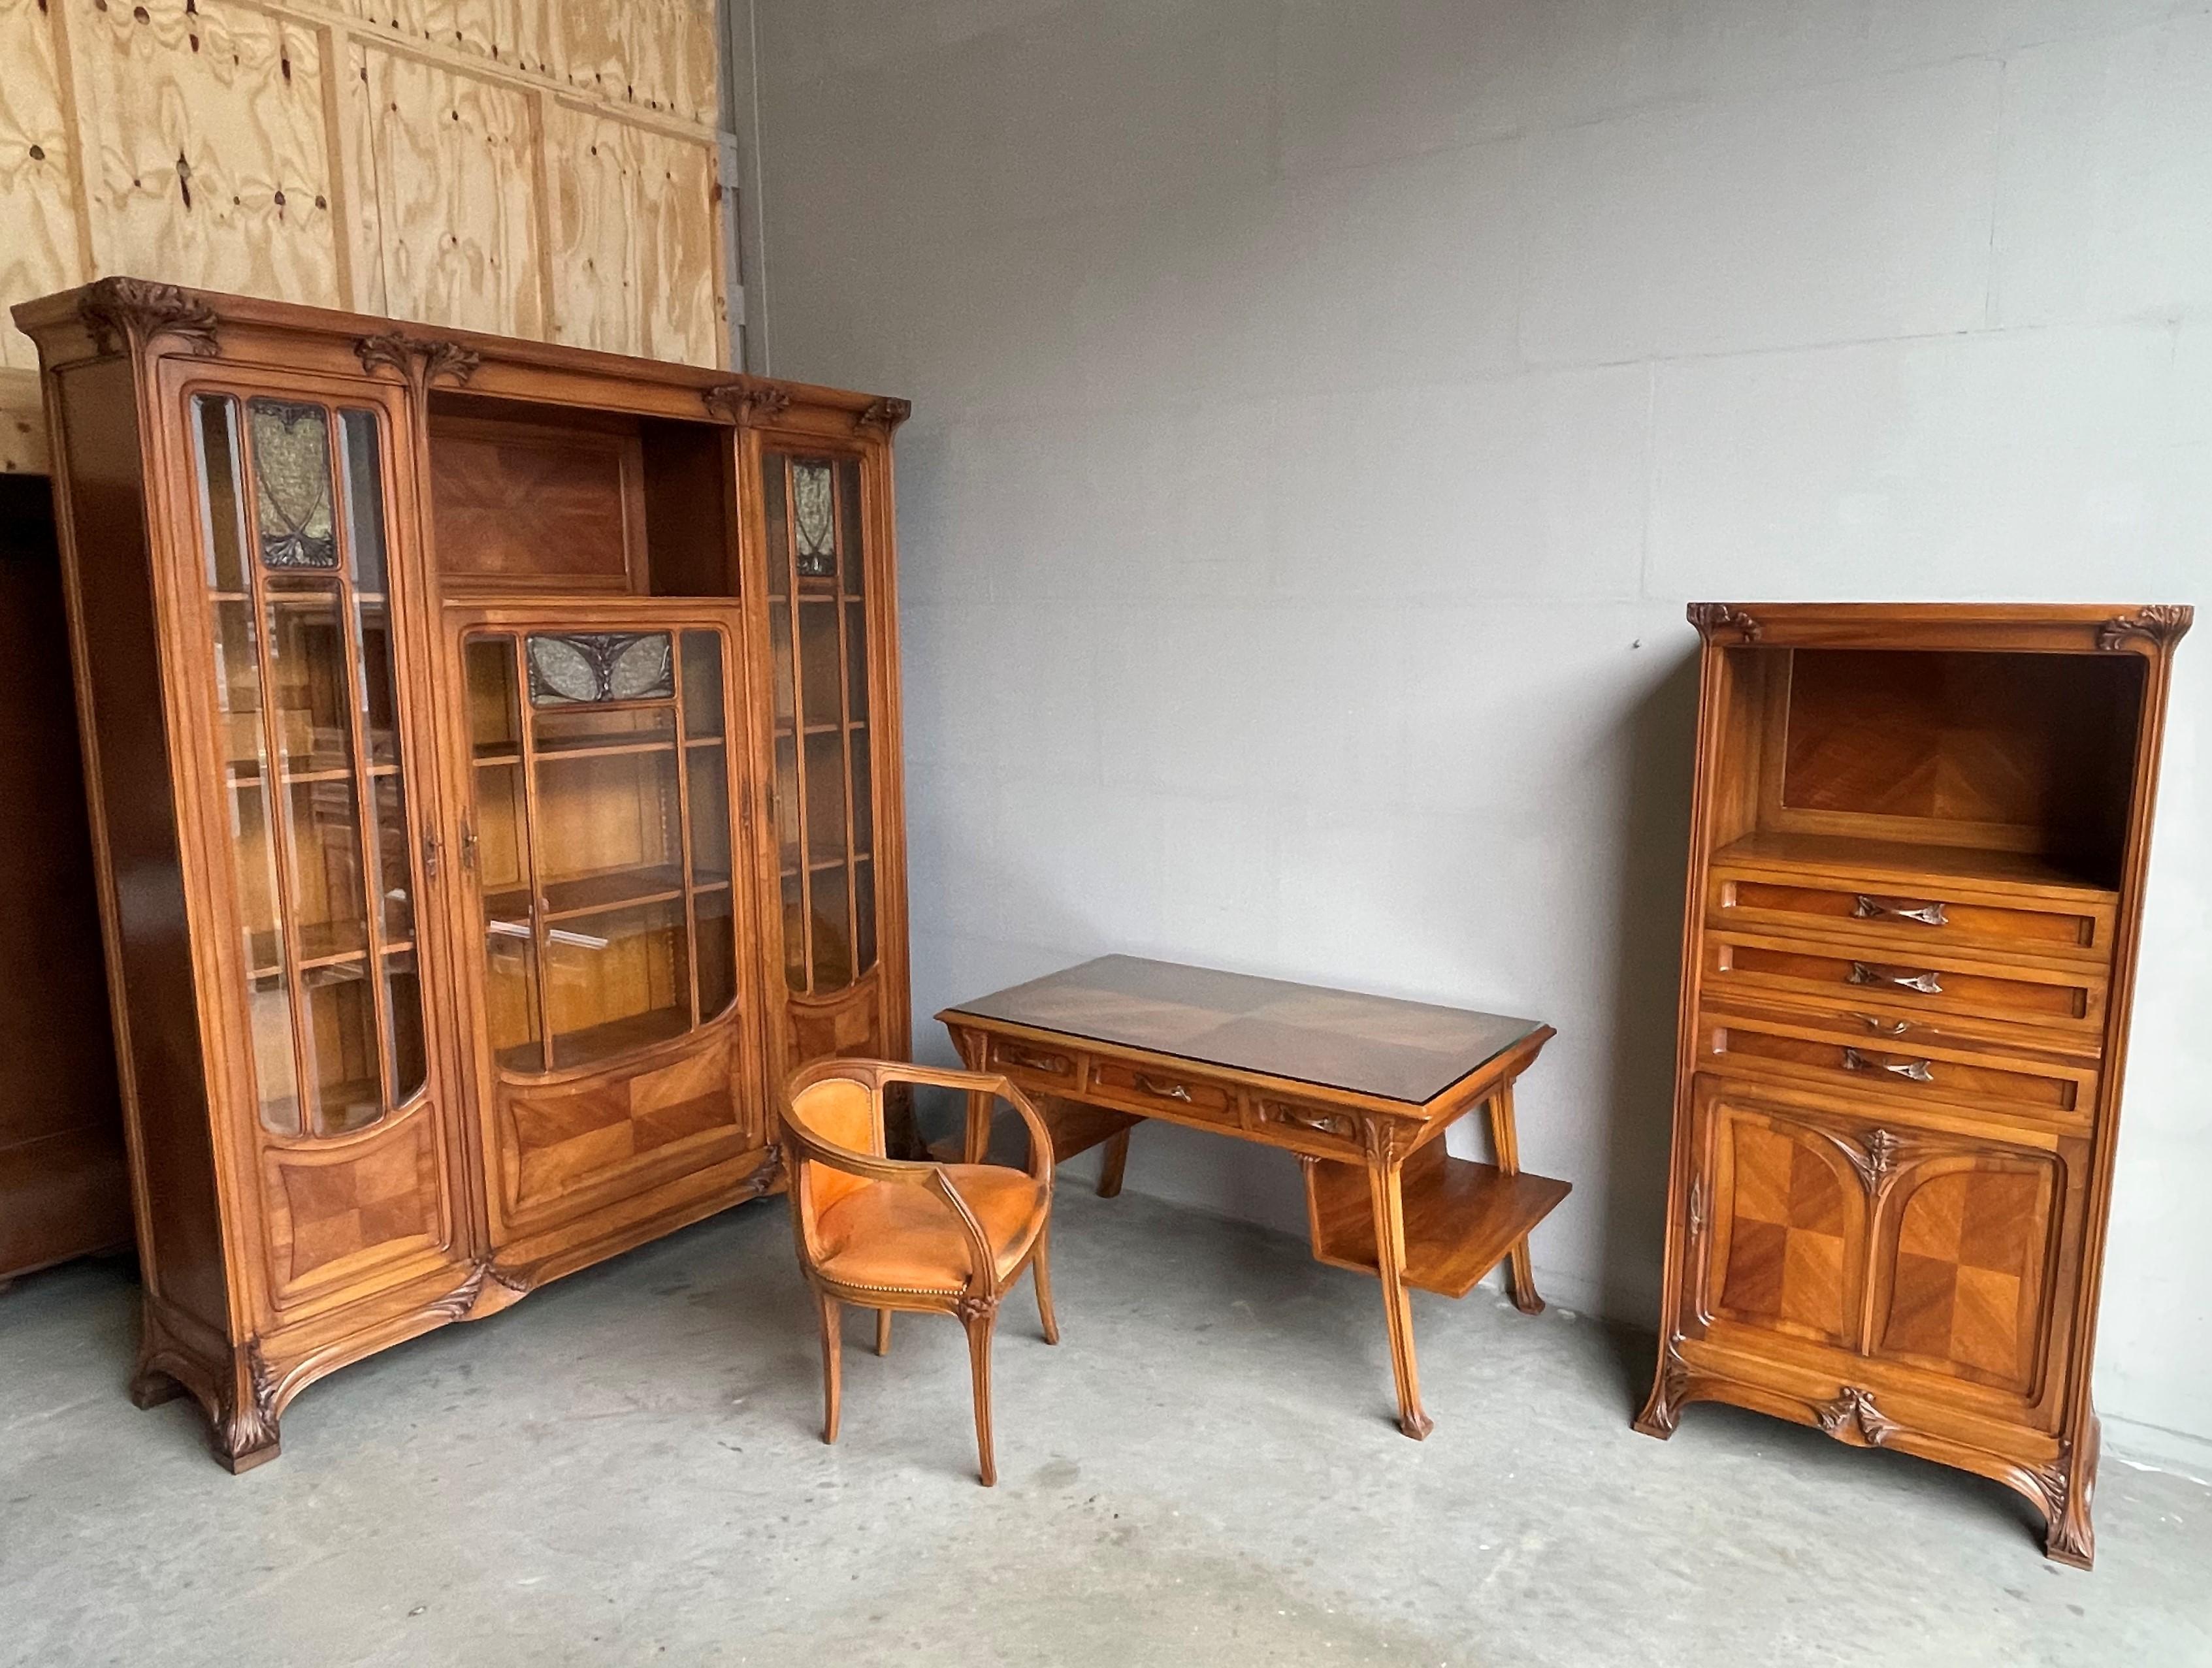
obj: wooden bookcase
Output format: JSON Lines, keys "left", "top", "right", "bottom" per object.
{"left": 1636, "top": 603, "right": 2190, "bottom": 1568}
{"left": 13, "top": 278, "right": 911, "bottom": 1469}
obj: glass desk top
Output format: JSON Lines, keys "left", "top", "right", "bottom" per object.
{"left": 939, "top": 955, "right": 1544, "bottom": 1106}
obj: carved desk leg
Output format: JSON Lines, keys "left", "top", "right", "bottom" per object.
{"left": 1485, "top": 1081, "right": 1544, "bottom": 1314}
{"left": 1362, "top": 1121, "right": 1431, "bottom": 1439}
{"left": 962, "top": 1084, "right": 992, "bottom": 1166}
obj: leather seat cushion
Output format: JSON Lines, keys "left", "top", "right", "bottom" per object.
{"left": 813, "top": 1164, "right": 1047, "bottom": 1295}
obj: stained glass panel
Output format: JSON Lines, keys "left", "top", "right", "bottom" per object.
{"left": 248, "top": 399, "right": 338, "bottom": 569}
{"left": 526, "top": 632, "right": 675, "bottom": 705}
{"left": 792, "top": 460, "right": 836, "bottom": 579}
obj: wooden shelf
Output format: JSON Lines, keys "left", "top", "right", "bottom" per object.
{"left": 1714, "top": 831, "right": 2118, "bottom": 899}
{"left": 1305, "top": 1151, "right": 1570, "bottom": 1300}
{"left": 774, "top": 720, "right": 866, "bottom": 741}
{"left": 684, "top": 733, "right": 726, "bottom": 748}
{"left": 530, "top": 735, "right": 677, "bottom": 764}
{"left": 499, "top": 1005, "right": 692, "bottom": 1074}
{"left": 485, "top": 861, "right": 729, "bottom": 923}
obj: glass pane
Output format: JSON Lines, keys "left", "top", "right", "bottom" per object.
{"left": 369, "top": 773, "right": 415, "bottom": 943}
{"left": 533, "top": 747, "right": 683, "bottom": 914}
{"left": 681, "top": 632, "right": 724, "bottom": 738}
{"left": 769, "top": 607, "right": 794, "bottom": 728}
{"left": 850, "top": 731, "right": 873, "bottom": 858}
{"left": 194, "top": 395, "right": 247, "bottom": 594}
{"left": 804, "top": 730, "right": 847, "bottom": 867}
{"left": 687, "top": 743, "right": 731, "bottom": 886}
{"left": 339, "top": 409, "right": 388, "bottom": 593}
{"left": 250, "top": 971, "right": 300, "bottom": 1135}
{"left": 357, "top": 598, "right": 399, "bottom": 766}
{"left": 836, "top": 457, "right": 864, "bottom": 596}
{"left": 212, "top": 598, "right": 265, "bottom": 775}
{"left": 267, "top": 586, "right": 353, "bottom": 777}
{"left": 302, "top": 961, "right": 380, "bottom": 1136}
{"left": 811, "top": 871, "right": 853, "bottom": 991}
{"left": 233, "top": 784, "right": 282, "bottom": 975}
{"left": 533, "top": 703, "right": 675, "bottom": 755}
{"left": 286, "top": 779, "right": 369, "bottom": 964}
{"left": 247, "top": 399, "right": 338, "bottom": 569}
{"left": 485, "top": 915, "right": 542, "bottom": 1074}
{"left": 543, "top": 899, "right": 691, "bottom": 1069}
{"left": 764, "top": 455, "right": 790, "bottom": 601}
{"left": 774, "top": 735, "right": 800, "bottom": 873}
{"left": 383, "top": 948, "right": 427, "bottom": 1106}
{"left": 798, "top": 602, "right": 841, "bottom": 726}
{"left": 527, "top": 632, "right": 674, "bottom": 706}
{"left": 474, "top": 760, "right": 530, "bottom": 899}
{"left": 467, "top": 635, "right": 521, "bottom": 758}
{"left": 781, "top": 873, "right": 805, "bottom": 991}
{"left": 854, "top": 856, "right": 877, "bottom": 977}
{"left": 845, "top": 602, "right": 869, "bottom": 724}
{"left": 695, "top": 889, "right": 736, "bottom": 1022}
{"left": 792, "top": 460, "right": 836, "bottom": 580}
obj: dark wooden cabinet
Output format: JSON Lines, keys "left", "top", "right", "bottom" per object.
{"left": 1637, "top": 603, "right": 2189, "bottom": 1568}
{"left": 13, "top": 278, "right": 911, "bottom": 1469}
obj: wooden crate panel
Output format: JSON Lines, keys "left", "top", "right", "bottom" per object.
{"left": 0, "top": 0, "right": 81, "bottom": 372}
{"left": 544, "top": 99, "right": 720, "bottom": 367}
{"left": 68, "top": 0, "right": 342, "bottom": 308}
{"left": 351, "top": 42, "right": 544, "bottom": 337}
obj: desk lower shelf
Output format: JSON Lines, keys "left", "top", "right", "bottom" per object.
{"left": 1304, "top": 1147, "right": 1570, "bottom": 1300}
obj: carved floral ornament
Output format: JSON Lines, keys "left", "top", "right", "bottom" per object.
{"left": 77, "top": 278, "right": 220, "bottom": 359}
{"left": 2096, "top": 605, "right": 2194, "bottom": 652}
{"left": 1685, "top": 602, "right": 1763, "bottom": 643}
{"left": 355, "top": 330, "right": 481, "bottom": 393}
{"left": 702, "top": 381, "right": 793, "bottom": 425}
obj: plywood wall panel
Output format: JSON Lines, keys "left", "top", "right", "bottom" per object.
{"left": 343, "top": 0, "right": 558, "bottom": 85}
{"left": 0, "top": 0, "right": 84, "bottom": 373}
{"left": 353, "top": 42, "right": 545, "bottom": 340}
{"left": 560, "top": 0, "right": 715, "bottom": 127}
{"left": 545, "top": 98, "right": 721, "bottom": 368}
{"left": 66, "top": 0, "right": 344, "bottom": 310}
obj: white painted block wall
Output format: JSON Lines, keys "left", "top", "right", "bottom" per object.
{"left": 745, "top": 0, "right": 2212, "bottom": 1469}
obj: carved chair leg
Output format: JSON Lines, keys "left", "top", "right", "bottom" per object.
{"left": 964, "top": 1308, "right": 999, "bottom": 1486}
{"left": 1033, "top": 1225, "right": 1060, "bottom": 1345}
{"left": 1097, "top": 1128, "right": 1130, "bottom": 1198}
{"left": 817, "top": 1291, "right": 843, "bottom": 1445}
{"left": 875, "top": 1308, "right": 892, "bottom": 1357}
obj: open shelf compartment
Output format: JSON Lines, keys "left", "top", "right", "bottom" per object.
{"left": 1303, "top": 1138, "right": 1570, "bottom": 1300}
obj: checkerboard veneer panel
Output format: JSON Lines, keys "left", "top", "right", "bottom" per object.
{"left": 1881, "top": 1164, "right": 2053, "bottom": 1392}
{"left": 507, "top": 1034, "right": 737, "bottom": 1208}
{"left": 1718, "top": 1118, "right": 1855, "bottom": 1346}
{"left": 270, "top": 1114, "right": 443, "bottom": 1289}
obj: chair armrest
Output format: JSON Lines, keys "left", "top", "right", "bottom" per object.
{"left": 777, "top": 1112, "right": 1007, "bottom": 1296}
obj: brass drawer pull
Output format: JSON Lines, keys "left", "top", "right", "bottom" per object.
{"left": 1843, "top": 1047, "right": 1933, "bottom": 1083}
{"left": 1136, "top": 1074, "right": 1192, "bottom": 1102}
{"left": 998, "top": 1043, "right": 1070, "bottom": 1076}
{"left": 1262, "top": 1102, "right": 1352, "bottom": 1138}
{"left": 1854, "top": 893, "right": 1948, "bottom": 927}
{"left": 1850, "top": 1012, "right": 1913, "bottom": 1037}
{"left": 1848, "top": 961, "right": 1942, "bottom": 995}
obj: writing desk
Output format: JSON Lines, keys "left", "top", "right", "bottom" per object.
{"left": 938, "top": 955, "right": 1569, "bottom": 1437}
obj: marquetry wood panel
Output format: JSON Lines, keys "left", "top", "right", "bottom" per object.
{"left": 0, "top": 0, "right": 727, "bottom": 472}
{"left": 265, "top": 1111, "right": 444, "bottom": 1291}
{"left": 1702, "top": 1104, "right": 1866, "bottom": 1349}
{"left": 1872, "top": 1154, "right": 2057, "bottom": 1396}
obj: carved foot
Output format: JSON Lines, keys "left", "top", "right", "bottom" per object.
{"left": 215, "top": 1419, "right": 282, "bottom": 1474}
{"left": 2045, "top": 1515, "right": 2094, "bottom": 1570}
{"left": 210, "top": 1341, "right": 282, "bottom": 1473}
{"left": 2039, "top": 1419, "right": 2098, "bottom": 1569}
{"left": 1397, "top": 1407, "right": 1435, "bottom": 1441}
{"left": 1632, "top": 1397, "right": 1680, "bottom": 1439}
{"left": 1635, "top": 1335, "right": 1688, "bottom": 1438}
{"left": 129, "top": 1365, "right": 186, "bottom": 1409}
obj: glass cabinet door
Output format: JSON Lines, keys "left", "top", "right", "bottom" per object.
{"left": 762, "top": 453, "right": 876, "bottom": 999}
{"left": 464, "top": 626, "right": 741, "bottom": 1073}
{"left": 192, "top": 393, "right": 427, "bottom": 1138}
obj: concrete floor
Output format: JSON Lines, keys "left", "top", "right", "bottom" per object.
{"left": 3, "top": 1189, "right": 2207, "bottom": 1668}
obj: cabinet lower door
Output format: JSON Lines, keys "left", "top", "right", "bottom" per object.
{"left": 176, "top": 372, "right": 466, "bottom": 1316}
{"left": 1685, "top": 1076, "right": 2077, "bottom": 1433}
{"left": 450, "top": 613, "right": 765, "bottom": 1259}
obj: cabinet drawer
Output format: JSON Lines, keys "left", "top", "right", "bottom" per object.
{"left": 1695, "top": 1010, "right": 2094, "bottom": 1123}
{"left": 1091, "top": 1059, "right": 1236, "bottom": 1124}
{"left": 1705, "top": 933, "right": 2105, "bottom": 1043}
{"left": 985, "top": 1035, "right": 1083, "bottom": 1091}
{"left": 1710, "top": 869, "right": 2113, "bottom": 962}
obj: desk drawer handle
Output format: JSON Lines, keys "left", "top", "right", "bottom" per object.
{"left": 1855, "top": 894, "right": 1948, "bottom": 927}
{"left": 1848, "top": 962, "right": 1942, "bottom": 995}
{"left": 1850, "top": 1012, "right": 1913, "bottom": 1038}
{"left": 1843, "top": 1047, "right": 1934, "bottom": 1083}
{"left": 1262, "top": 1102, "right": 1353, "bottom": 1138}
{"left": 1136, "top": 1074, "right": 1192, "bottom": 1102}
{"left": 998, "top": 1043, "right": 1070, "bottom": 1076}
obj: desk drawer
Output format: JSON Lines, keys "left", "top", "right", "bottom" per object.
{"left": 1705, "top": 933, "right": 2105, "bottom": 1044}
{"left": 1248, "top": 1095, "right": 1364, "bottom": 1159}
{"left": 985, "top": 1035, "right": 1084, "bottom": 1091}
{"left": 1696, "top": 1008, "right": 2095, "bottom": 1125}
{"left": 1710, "top": 869, "right": 2113, "bottom": 962}
{"left": 1091, "top": 1060, "right": 1236, "bottom": 1124}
